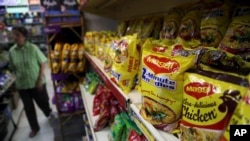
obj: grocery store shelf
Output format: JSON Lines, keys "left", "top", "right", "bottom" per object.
{"left": 80, "top": 84, "right": 109, "bottom": 141}
{"left": 130, "top": 103, "right": 179, "bottom": 141}
{"left": 84, "top": 52, "right": 130, "bottom": 109}
{"left": 0, "top": 75, "right": 15, "bottom": 97}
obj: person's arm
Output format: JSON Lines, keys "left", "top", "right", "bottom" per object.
{"left": 34, "top": 44, "right": 47, "bottom": 89}
{"left": 8, "top": 50, "right": 15, "bottom": 73}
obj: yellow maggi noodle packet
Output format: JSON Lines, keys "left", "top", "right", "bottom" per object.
{"left": 160, "top": 7, "right": 184, "bottom": 43}
{"left": 219, "top": 4, "right": 250, "bottom": 54}
{"left": 140, "top": 39, "right": 196, "bottom": 131}
{"left": 117, "top": 20, "right": 128, "bottom": 37}
{"left": 180, "top": 69, "right": 249, "bottom": 141}
{"left": 103, "top": 39, "right": 119, "bottom": 73}
{"left": 110, "top": 34, "right": 140, "bottom": 94}
{"left": 61, "top": 43, "right": 71, "bottom": 73}
{"left": 177, "top": 2, "right": 204, "bottom": 48}
{"left": 220, "top": 88, "right": 250, "bottom": 141}
{"left": 200, "top": 1, "right": 232, "bottom": 48}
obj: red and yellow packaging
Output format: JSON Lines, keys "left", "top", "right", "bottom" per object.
{"left": 220, "top": 75, "right": 250, "bottom": 141}
{"left": 110, "top": 34, "right": 140, "bottom": 94}
{"left": 139, "top": 39, "right": 196, "bottom": 131}
{"left": 180, "top": 69, "right": 249, "bottom": 141}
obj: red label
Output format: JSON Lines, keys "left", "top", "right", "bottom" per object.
{"left": 184, "top": 82, "right": 216, "bottom": 99}
{"left": 144, "top": 55, "right": 179, "bottom": 74}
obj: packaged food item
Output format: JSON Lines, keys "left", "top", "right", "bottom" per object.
{"left": 117, "top": 20, "right": 128, "bottom": 37}
{"left": 151, "top": 15, "right": 164, "bottom": 39}
{"left": 180, "top": 69, "right": 249, "bottom": 141}
{"left": 160, "top": 7, "right": 184, "bottom": 43}
{"left": 177, "top": 2, "right": 204, "bottom": 48}
{"left": 61, "top": 43, "right": 71, "bottom": 73}
{"left": 219, "top": 3, "right": 250, "bottom": 54}
{"left": 220, "top": 88, "right": 250, "bottom": 141}
{"left": 110, "top": 34, "right": 140, "bottom": 94}
{"left": 140, "top": 39, "right": 196, "bottom": 131}
{"left": 51, "top": 43, "right": 63, "bottom": 74}
{"left": 103, "top": 39, "right": 119, "bottom": 73}
{"left": 197, "top": 48, "right": 250, "bottom": 75}
{"left": 200, "top": 1, "right": 232, "bottom": 47}
{"left": 68, "top": 43, "right": 79, "bottom": 73}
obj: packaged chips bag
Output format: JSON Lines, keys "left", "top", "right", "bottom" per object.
{"left": 219, "top": 3, "right": 250, "bottom": 54}
{"left": 51, "top": 43, "right": 62, "bottom": 74}
{"left": 68, "top": 43, "right": 78, "bottom": 73}
{"left": 200, "top": 1, "right": 232, "bottom": 47}
{"left": 180, "top": 69, "right": 249, "bottom": 141}
{"left": 139, "top": 39, "right": 196, "bottom": 131}
{"left": 110, "top": 34, "right": 140, "bottom": 94}
{"left": 61, "top": 43, "right": 71, "bottom": 73}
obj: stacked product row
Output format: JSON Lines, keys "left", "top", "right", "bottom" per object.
{"left": 83, "top": 71, "right": 148, "bottom": 141}
{"left": 50, "top": 42, "right": 85, "bottom": 74}
{"left": 83, "top": 0, "right": 250, "bottom": 141}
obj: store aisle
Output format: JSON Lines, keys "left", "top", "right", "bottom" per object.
{"left": 12, "top": 63, "right": 57, "bottom": 141}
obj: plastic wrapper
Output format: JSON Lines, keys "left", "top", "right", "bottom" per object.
{"left": 140, "top": 39, "right": 196, "bottom": 131}
{"left": 160, "top": 7, "right": 184, "bottom": 43}
{"left": 110, "top": 34, "right": 140, "bottom": 94}
{"left": 219, "top": 3, "right": 250, "bottom": 54}
{"left": 180, "top": 69, "right": 249, "bottom": 141}
{"left": 220, "top": 88, "right": 250, "bottom": 141}
{"left": 61, "top": 43, "right": 71, "bottom": 73}
{"left": 177, "top": 2, "right": 204, "bottom": 48}
{"left": 200, "top": 1, "right": 232, "bottom": 47}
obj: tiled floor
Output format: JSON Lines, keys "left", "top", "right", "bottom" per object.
{"left": 11, "top": 63, "right": 57, "bottom": 141}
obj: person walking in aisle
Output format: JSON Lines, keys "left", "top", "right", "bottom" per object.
{"left": 8, "top": 26, "right": 55, "bottom": 138}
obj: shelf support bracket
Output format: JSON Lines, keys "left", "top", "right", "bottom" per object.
{"left": 49, "top": 33, "right": 58, "bottom": 43}
{"left": 69, "top": 27, "right": 82, "bottom": 41}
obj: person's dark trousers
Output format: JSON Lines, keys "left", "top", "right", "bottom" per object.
{"left": 18, "top": 84, "right": 52, "bottom": 131}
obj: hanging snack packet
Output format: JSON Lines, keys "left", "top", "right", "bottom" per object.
{"left": 110, "top": 34, "right": 140, "bottom": 94}
{"left": 140, "top": 39, "right": 196, "bottom": 131}
{"left": 180, "top": 69, "right": 249, "bottom": 141}
{"left": 177, "top": 2, "right": 204, "bottom": 48}
{"left": 219, "top": 3, "right": 250, "bottom": 54}
{"left": 61, "top": 43, "right": 71, "bottom": 73}
{"left": 200, "top": 1, "right": 232, "bottom": 47}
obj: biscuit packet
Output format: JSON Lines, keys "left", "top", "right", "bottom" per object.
{"left": 139, "top": 39, "right": 196, "bottom": 132}
{"left": 180, "top": 69, "right": 249, "bottom": 141}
